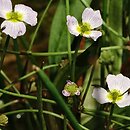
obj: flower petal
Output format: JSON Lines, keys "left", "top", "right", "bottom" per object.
{"left": 82, "top": 8, "right": 102, "bottom": 29}
{"left": 92, "top": 87, "right": 110, "bottom": 104}
{"left": 0, "top": 0, "right": 12, "bottom": 19}
{"left": 1, "top": 20, "right": 26, "bottom": 39}
{"left": 116, "top": 93, "right": 130, "bottom": 108}
{"left": 62, "top": 90, "right": 70, "bottom": 97}
{"left": 75, "top": 90, "right": 80, "bottom": 96}
{"left": 14, "top": 4, "right": 37, "bottom": 26}
{"left": 83, "top": 30, "right": 102, "bottom": 41}
{"left": 66, "top": 15, "right": 80, "bottom": 36}
{"left": 106, "top": 74, "right": 130, "bottom": 93}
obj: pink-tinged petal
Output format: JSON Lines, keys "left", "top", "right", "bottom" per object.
{"left": 75, "top": 90, "right": 80, "bottom": 96}
{"left": 116, "top": 93, "right": 130, "bottom": 108}
{"left": 83, "top": 30, "right": 102, "bottom": 41}
{"left": 62, "top": 90, "right": 70, "bottom": 97}
{"left": 14, "top": 4, "right": 37, "bottom": 26}
{"left": 82, "top": 8, "right": 102, "bottom": 29}
{"left": 66, "top": 80, "right": 74, "bottom": 85}
{"left": 1, "top": 20, "right": 26, "bottom": 39}
{"left": 106, "top": 74, "right": 130, "bottom": 93}
{"left": 66, "top": 15, "right": 80, "bottom": 36}
{"left": 0, "top": 0, "right": 12, "bottom": 19}
{"left": 92, "top": 87, "right": 110, "bottom": 104}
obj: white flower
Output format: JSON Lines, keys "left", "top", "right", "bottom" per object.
{"left": 62, "top": 80, "right": 81, "bottom": 97}
{"left": 66, "top": 8, "right": 103, "bottom": 41}
{"left": 92, "top": 74, "right": 130, "bottom": 108}
{"left": 0, "top": 0, "right": 37, "bottom": 39}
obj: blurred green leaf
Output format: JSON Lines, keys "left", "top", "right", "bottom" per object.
{"left": 108, "top": 0, "right": 123, "bottom": 74}
{"left": 48, "top": 0, "right": 90, "bottom": 65}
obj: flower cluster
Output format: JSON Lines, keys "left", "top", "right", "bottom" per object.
{"left": 0, "top": 0, "right": 37, "bottom": 39}
{"left": 0, "top": 114, "right": 8, "bottom": 126}
{"left": 62, "top": 80, "right": 81, "bottom": 97}
{"left": 66, "top": 8, "right": 103, "bottom": 41}
{"left": 99, "top": 50, "right": 114, "bottom": 64}
{"left": 92, "top": 74, "right": 130, "bottom": 108}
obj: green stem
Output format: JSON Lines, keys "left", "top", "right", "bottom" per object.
{"left": 80, "top": 0, "right": 91, "bottom": 7}
{"left": 101, "top": 46, "right": 125, "bottom": 51}
{"left": 102, "top": 0, "right": 109, "bottom": 22}
{"left": 0, "top": 49, "right": 84, "bottom": 56}
{"left": 0, "top": 35, "right": 10, "bottom": 70}
{"left": 111, "top": 120, "right": 130, "bottom": 130}
{"left": 102, "top": 0, "right": 109, "bottom": 45}
{"left": 0, "top": 45, "right": 127, "bottom": 56}
{"left": 66, "top": 0, "right": 72, "bottom": 66}
{"left": 0, "top": 70, "right": 20, "bottom": 94}
{"left": 111, "top": 119, "right": 125, "bottom": 127}
{"left": 107, "top": 104, "right": 115, "bottom": 130}
{"left": 23, "top": 102, "right": 35, "bottom": 130}
{"left": 32, "top": 50, "right": 83, "bottom": 56}
{"left": 4, "top": 109, "right": 63, "bottom": 120}
{"left": 0, "top": 89, "right": 56, "bottom": 104}
{"left": 83, "top": 108, "right": 130, "bottom": 121}
{"left": 28, "top": 0, "right": 53, "bottom": 51}
{"left": 80, "top": 65, "right": 95, "bottom": 106}
{"left": 103, "top": 21, "right": 127, "bottom": 42}
{"left": 36, "top": 67, "right": 82, "bottom": 130}
{"left": 20, "top": 36, "right": 37, "bottom": 65}
{"left": 20, "top": 36, "right": 30, "bottom": 50}
{"left": 71, "top": 36, "right": 82, "bottom": 81}
{"left": 100, "top": 64, "right": 105, "bottom": 88}
{"left": 13, "top": 39, "right": 23, "bottom": 75}
{"left": 63, "top": 116, "right": 67, "bottom": 130}
{"left": 0, "top": 99, "right": 19, "bottom": 109}
{"left": 16, "top": 64, "right": 59, "bottom": 83}
{"left": 79, "top": 125, "right": 89, "bottom": 130}
{"left": 37, "top": 79, "right": 47, "bottom": 130}
{"left": 0, "top": 70, "right": 12, "bottom": 84}
{"left": 24, "top": 101, "right": 41, "bottom": 130}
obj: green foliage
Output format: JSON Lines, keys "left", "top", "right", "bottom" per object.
{"left": 0, "top": 0, "right": 130, "bottom": 130}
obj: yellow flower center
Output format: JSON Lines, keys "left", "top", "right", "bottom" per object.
{"left": 77, "top": 23, "right": 92, "bottom": 35}
{"left": 107, "top": 89, "right": 123, "bottom": 103}
{"left": 64, "top": 82, "right": 79, "bottom": 96}
{"left": 6, "top": 12, "right": 23, "bottom": 22}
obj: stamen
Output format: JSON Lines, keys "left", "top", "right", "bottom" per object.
{"left": 107, "top": 89, "right": 123, "bottom": 103}
{"left": 6, "top": 12, "right": 23, "bottom": 22}
{"left": 77, "top": 23, "right": 91, "bottom": 35}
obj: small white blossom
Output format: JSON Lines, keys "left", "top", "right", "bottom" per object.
{"left": 92, "top": 74, "right": 130, "bottom": 108}
{"left": 62, "top": 80, "right": 81, "bottom": 97}
{"left": 0, "top": 0, "right": 37, "bottom": 39}
{"left": 66, "top": 8, "right": 103, "bottom": 41}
